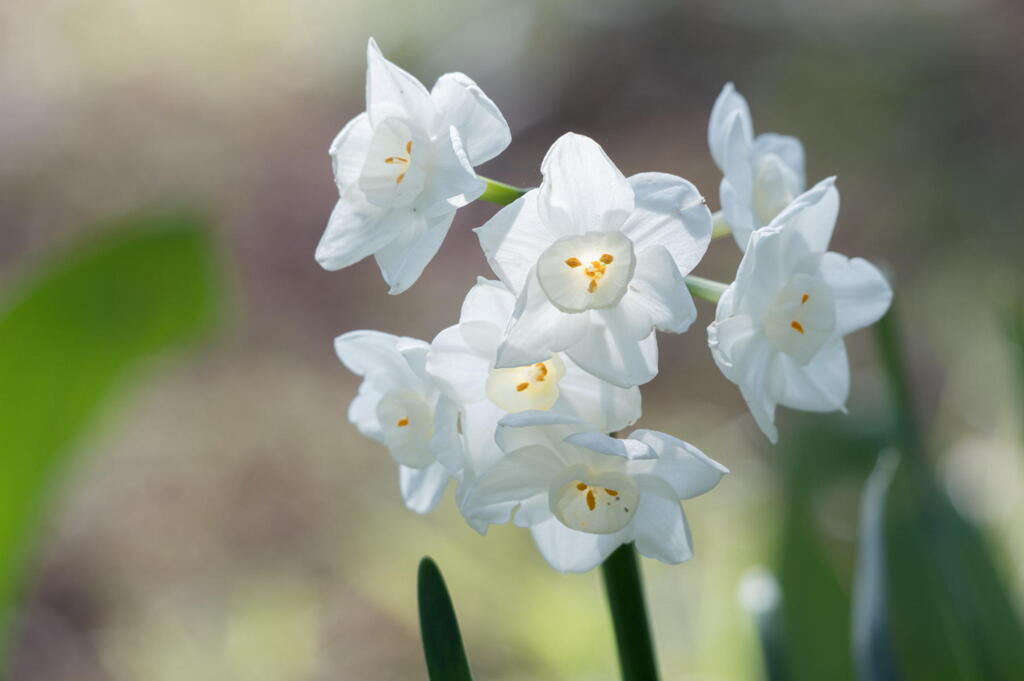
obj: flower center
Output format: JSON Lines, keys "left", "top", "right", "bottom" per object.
{"left": 764, "top": 272, "right": 836, "bottom": 364}
{"left": 384, "top": 140, "right": 413, "bottom": 184}
{"left": 536, "top": 231, "right": 636, "bottom": 312}
{"left": 752, "top": 152, "right": 801, "bottom": 226}
{"left": 485, "top": 355, "right": 565, "bottom": 413}
{"left": 550, "top": 470, "right": 638, "bottom": 534}
{"left": 359, "top": 118, "right": 425, "bottom": 208}
{"left": 375, "top": 388, "right": 435, "bottom": 468}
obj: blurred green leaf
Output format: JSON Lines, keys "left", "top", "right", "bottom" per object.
{"left": 851, "top": 450, "right": 900, "bottom": 681}
{"left": 0, "top": 215, "right": 221, "bottom": 662}
{"left": 775, "top": 309, "right": 1024, "bottom": 681}
{"left": 418, "top": 557, "right": 473, "bottom": 681}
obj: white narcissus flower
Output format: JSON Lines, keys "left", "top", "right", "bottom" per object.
{"left": 461, "top": 412, "right": 728, "bottom": 573}
{"left": 334, "top": 330, "right": 463, "bottom": 513}
{"left": 425, "top": 277, "right": 642, "bottom": 521}
{"left": 709, "top": 82, "right": 806, "bottom": 251}
{"left": 316, "top": 38, "right": 511, "bottom": 294}
{"left": 475, "top": 132, "right": 712, "bottom": 388}
{"left": 707, "top": 177, "right": 893, "bottom": 443}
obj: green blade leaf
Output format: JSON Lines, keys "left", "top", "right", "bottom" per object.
{"left": 417, "top": 557, "right": 473, "bottom": 681}
{"left": 0, "top": 214, "right": 221, "bottom": 662}
{"left": 851, "top": 450, "right": 901, "bottom": 681}
{"left": 601, "top": 543, "right": 660, "bottom": 681}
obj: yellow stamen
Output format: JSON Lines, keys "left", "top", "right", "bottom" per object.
{"left": 587, "top": 279, "right": 598, "bottom": 293}
{"left": 395, "top": 172, "right": 405, "bottom": 184}
{"left": 534, "top": 362, "right": 548, "bottom": 381}
{"left": 576, "top": 482, "right": 587, "bottom": 491}
{"left": 406, "top": 140, "right": 413, "bottom": 154}
{"left": 599, "top": 253, "right": 614, "bottom": 264}
{"left": 565, "top": 257, "right": 581, "bottom": 268}
{"left": 801, "top": 293, "right": 809, "bottom": 304}
{"left": 586, "top": 489, "right": 596, "bottom": 511}
{"left": 397, "top": 418, "right": 409, "bottom": 427}
{"left": 791, "top": 320, "right": 805, "bottom": 334}
{"left": 515, "top": 382, "right": 529, "bottom": 392}
{"left": 604, "top": 488, "right": 618, "bottom": 496}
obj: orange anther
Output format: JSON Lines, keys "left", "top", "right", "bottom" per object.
{"left": 791, "top": 320, "right": 805, "bottom": 334}
{"left": 515, "top": 382, "right": 529, "bottom": 392}
{"left": 586, "top": 489, "right": 596, "bottom": 511}
{"left": 565, "top": 257, "right": 582, "bottom": 268}
{"left": 397, "top": 418, "right": 409, "bottom": 427}
{"left": 599, "top": 253, "right": 614, "bottom": 264}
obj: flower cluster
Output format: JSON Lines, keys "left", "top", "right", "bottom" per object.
{"left": 320, "top": 43, "right": 892, "bottom": 572}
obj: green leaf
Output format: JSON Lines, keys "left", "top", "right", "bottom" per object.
{"left": 0, "top": 214, "right": 221, "bottom": 662}
{"left": 417, "top": 557, "right": 473, "bottom": 681}
{"left": 775, "top": 309, "right": 1024, "bottom": 681}
{"left": 851, "top": 450, "right": 901, "bottom": 681}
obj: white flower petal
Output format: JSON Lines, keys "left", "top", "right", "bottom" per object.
{"left": 767, "top": 176, "right": 838, "bottom": 255}
{"left": 334, "top": 330, "right": 424, "bottom": 392}
{"left": 708, "top": 82, "right": 753, "bottom": 170}
{"left": 461, "top": 399, "right": 507, "bottom": 477}
{"left": 461, "top": 444, "right": 564, "bottom": 525}
{"left": 429, "top": 396, "right": 466, "bottom": 471}
{"left": 628, "top": 430, "right": 728, "bottom": 499}
{"left": 631, "top": 475, "right": 693, "bottom": 564}
{"left": 474, "top": 190, "right": 553, "bottom": 293}
{"left": 731, "top": 221, "right": 820, "bottom": 319}
{"left": 720, "top": 109, "right": 755, "bottom": 201}
{"left": 820, "top": 252, "right": 893, "bottom": 336}
{"left": 627, "top": 245, "right": 698, "bottom": 334}
{"left": 564, "top": 431, "right": 653, "bottom": 460}
{"left": 315, "top": 187, "right": 401, "bottom": 271}
{"left": 348, "top": 380, "right": 385, "bottom": 441}
{"left": 427, "top": 322, "right": 493, "bottom": 405}
{"left": 538, "top": 133, "right": 634, "bottom": 237}
{"left": 329, "top": 112, "right": 374, "bottom": 192}
{"left": 459, "top": 277, "right": 517, "bottom": 327}
{"left": 621, "top": 173, "right": 712, "bottom": 276}
{"left": 418, "top": 126, "right": 486, "bottom": 215}
{"left": 753, "top": 133, "right": 806, "bottom": 189}
{"left": 529, "top": 516, "right": 628, "bottom": 573}
{"left": 770, "top": 337, "right": 850, "bottom": 412}
{"left": 374, "top": 209, "right": 453, "bottom": 295}
{"left": 494, "top": 410, "right": 587, "bottom": 456}
{"left": 565, "top": 312, "right": 659, "bottom": 388}
{"left": 430, "top": 72, "right": 511, "bottom": 166}
{"left": 400, "top": 462, "right": 450, "bottom": 514}
{"left": 708, "top": 314, "right": 780, "bottom": 442}
{"left": 495, "top": 271, "right": 588, "bottom": 368}
{"left": 365, "top": 38, "right": 435, "bottom": 130}
{"left": 722, "top": 177, "right": 756, "bottom": 251}
{"left": 556, "top": 356, "right": 642, "bottom": 433}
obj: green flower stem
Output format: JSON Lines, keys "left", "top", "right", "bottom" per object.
{"left": 711, "top": 210, "right": 732, "bottom": 239}
{"left": 601, "top": 543, "right": 660, "bottom": 681}
{"left": 478, "top": 177, "right": 527, "bottom": 205}
{"left": 685, "top": 275, "right": 728, "bottom": 304}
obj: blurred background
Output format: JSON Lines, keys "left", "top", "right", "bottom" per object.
{"left": 2, "top": 0, "right": 1024, "bottom": 679}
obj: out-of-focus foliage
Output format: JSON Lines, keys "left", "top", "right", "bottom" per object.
{"left": 0, "top": 216, "right": 220, "bottom": 665}
{"left": 851, "top": 451, "right": 900, "bottom": 681}
{"left": 773, "top": 313, "right": 1024, "bottom": 681}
